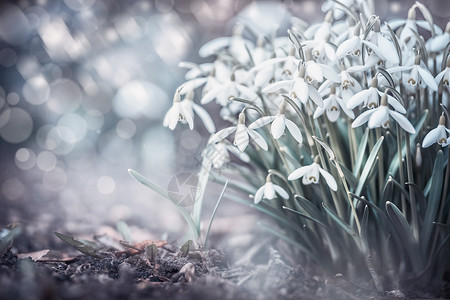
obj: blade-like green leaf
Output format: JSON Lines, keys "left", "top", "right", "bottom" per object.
{"left": 128, "top": 169, "right": 198, "bottom": 240}
{"left": 353, "top": 128, "right": 369, "bottom": 177}
{"left": 0, "top": 224, "right": 22, "bottom": 255}
{"left": 385, "top": 202, "right": 423, "bottom": 274}
{"left": 283, "top": 206, "right": 328, "bottom": 228}
{"left": 204, "top": 180, "right": 228, "bottom": 248}
{"left": 387, "top": 111, "right": 428, "bottom": 179}
{"left": 322, "top": 203, "right": 359, "bottom": 239}
{"left": 116, "top": 220, "right": 132, "bottom": 243}
{"left": 54, "top": 232, "right": 104, "bottom": 259}
{"left": 355, "top": 136, "right": 384, "bottom": 196}
{"left": 420, "top": 150, "right": 444, "bottom": 256}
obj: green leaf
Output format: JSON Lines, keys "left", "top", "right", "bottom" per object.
{"left": 204, "top": 180, "right": 227, "bottom": 248}
{"left": 385, "top": 202, "right": 423, "bottom": 274}
{"left": 322, "top": 203, "right": 358, "bottom": 239}
{"left": 180, "top": 240, "right": 193, "bottom": 258}
{"left": 128, "top": 169, "right": 198, "bottom": 240}
{"left": 355, "top": 136, "right": 384, "bottom": 196}
{"left": 258, "top": 222, "right": 317, "bottom": 263}
{"left": 338, "top": 162, "right": 358, "bottom": 190}
{"left": 415, "top": 2, "right": 436, "bottom": 37}
{"left": 116, "top": 220, "right": 132, "bottom": 243}
{"left": 145, "top": 244, "right": 158, "bottom": 262}
{"left": 353, "top": 128, "right": 369, "bottom": 177}
{"left": 384, "top": 22, "right": 402, "bottom": 65}
{"left": 54, "top": 232, "right": 104, "bottom": 259}
{"left": 283, "top": 206, "right": 328, "bottom": 228}
{"left": 420, "top": 150, "right": 444, "bottom": 256}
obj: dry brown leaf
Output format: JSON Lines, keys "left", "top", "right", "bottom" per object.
{"left": 116, "top": 240, "right": 167, "bottom": 256}
{"left": 17, "top": 250, "right": 50, "bottom": 261}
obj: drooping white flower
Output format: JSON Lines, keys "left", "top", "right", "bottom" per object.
{"left": 262, "top": 65, "right": 323, "bottom": 107}
{"left": 314, "top": 85, "right": 355, "bottom": 122}
{"left": 209, "top": 112, "right": 268, "bottom": 152}
{"left": 364, "top": 19, "right": 400, "bottom": 65}
{"left": 249, "top": 100, "right": 303, "bottom": 144}
{"left": 346, "top": 77, "right": 406, "bottom": 112}
{"left": 422, "top": 114, "right": 450, "bottom": 148}
{"left": 164, "top": 91, "right": 215, "bottom": 133}
{"left": 435, "top": 56, "right": 450, "bottom": 90}
{"left": 202, "top": 140, "right": 250, "bottom": 169}
{"left": 426, "top": 22, "right": 450, "bottom": 53}
{"left": 288, "top": 156, "right": 337, "bottom": 191}
{"left": 400, "top": 56, "right": 439, "bottom": 91}
{"left": 336, "top": 23, "right": 362, "bottom": 59}
{"left": 321, "top": 0, "right": 356, "bottom": 23}
{"left": 254, "top": 174, "right": 289, "bottom": 204}
{"left": 351, "top": 91, "right": 415, "bottom": 134}
{"left": 201, "top": 73, "right": 260, "bottom": 106}
{"left": 303, "top": 48, "right": 340, "bottom": 83}
{"left": 199, "top": 23, "right": 253, "bottom": 65}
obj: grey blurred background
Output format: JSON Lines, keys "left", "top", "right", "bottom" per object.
{"left": 0, "top": 0, "right": 448, "bottom": 248}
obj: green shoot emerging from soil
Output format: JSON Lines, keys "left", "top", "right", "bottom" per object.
{"left": 130, "top": 0, "right": 450, "bottom": 291}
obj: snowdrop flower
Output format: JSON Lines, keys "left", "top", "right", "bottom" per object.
{"left": 321, "top": 0, "right": 356, "bottom": 20}
{"left": 436, "top": 56, "right": 450, "bottom": 89}
{"left": 163, "top": 91, "right": 216, "bottom": 133}
{"left": 288, "top": 156, "right": 337, "bottom": 191}
{"left": 364, "top": 19, "right": 399, "bottom": 65}
{"left": 201, "top": 73, "right": 260, "bottom": 106}
{"left": 346, "top": 77, "right": 406, "bottom": 112}
{"left": 404, "top": 56, "right": 438, "bottom": 91}
{"left": 426, "top": 22, "right": 450, "bottom": 53}
{"left": 351, "top": 91, "right": 415, "bottom": 134}
{"left": 336, "top": 23, "right": 362, "bottom": 59}
{"left": 209, "top": 112, "right": 268, "bottom": 152}
{"left": 303, "top": 48, "right": 340, "bottom": 83}
{"left": 310, "top": 11, "right": 333, "bottom": 41}
{"left": 262, "top": 65, "right": 323, "bottom": 107}
{"left": 202, "top": 140, "right": 250, "bottom": 169}
{"left": 254, "top": 174, "right": 289, "bottom": 204}
{"left": 314, "top": 86, "right": 355, "bottom": 122}
{"left": 249, "top": 100, "right": 303, "bottom": 143}
{"left": 199, "top": 23, "right": 252, "bottom": 65}
{"left": 422, "top": 114, "right": 450, "bottom": 148}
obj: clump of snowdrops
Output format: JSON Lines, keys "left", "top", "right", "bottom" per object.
{"left": 130, "top": 0, "right": 450, "bottom": 291}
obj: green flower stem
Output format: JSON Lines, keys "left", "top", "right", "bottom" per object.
{"left": 376, "top": 128, "right": 384, "bottom": 197}
{"left": 441, "top": 149, "right": 450, "bottom": 224}
{"left": 396, "top": 124, "right": 407, "bottom": 217}
{"left": 405, "top": 132, "right": 419, "bottom": 240}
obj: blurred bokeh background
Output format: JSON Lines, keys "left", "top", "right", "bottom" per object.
{"left": 0, "top": 0, "right": 448, "bottom": 249}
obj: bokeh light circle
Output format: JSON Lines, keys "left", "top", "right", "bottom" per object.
{"left": 0, "top": 107, "right": 33, "bottom": 144}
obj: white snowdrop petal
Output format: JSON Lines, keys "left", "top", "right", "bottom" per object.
{"left": 352, "top": 109, "right": 374, "bottom": 128}
{"left": 378, "top": 35, "right": 399, "bottom": 64}
{"left": 262, "top": 80, "right": 293, "bottom": 94}
{"left": 285, "top": 119, "right": 303, "bottom": 144}
{"left": 201, "top": 85, "right": 226, "bottom": 104}
{"left": 247, "top": 128, "right": 268, "bottom": 151}
{"left": 347, "top": 89, "right": 369, "bottom": 109}
{"left": 192, "top": 103, "right": 216, "bottom": 133}
{"left": 336, "top": 97, "right": 355, "bottom": 119}
{"left": 249, "top": 116, "right": 276, "bottom": 129}
{"left": 254, "top": 67, "right": 274, "bottom": 88}
{"left": 178, "top": 78, "right": 208, "bottom": 94}
{"left": 307, "top": 61, "right": 323, "bottom": 82}
{"left": 288, "top": 166, "right": 310, "bottom": 180}
{"left": 254, "top": 186, "right": 265, "bottom": 204}
{"left": 318, "top": 168, "right": 338, "bottom": 191}
{"left": 236, "top": 84, "right": 260, "bottom": 102}
{"left": 308, "top": 85, "right": 324, "bottom": 107}
{"left": 234, "top": 124, "right": 250, "bottom": 151}
{"left": 169, "top": 104, "right": 181, "bottom": 130}
{"left": 422, "top": 127, "right": 441, "bottom": 148}
{"left": 326, "top": 99, "right": 340, "bottom": 122}
{"left": 368, "top": 107, "right": 388, "bottom": 129}
{"left": 417, "top": 66, "right": 439, "bottom": 91}
{"left": 293, "top": 79, "right": 309, "bottom": 104}
{"left": 389, "top": 110, "right": 416, "bottom": 134}
{"left": 271, "top": 116, "right": 286, "bottom": 139}
{"left": 435, "top": 69, "right": 446, "bottom": 85}
{"left": 384, "top": 94, "right": 406, "bottom": 114}
{"left": 199, "top": 37, "right": 231, "bottom": 57}
{"left": 361, "top": 40, "right": 384, "bottom": 59}
{"left": 388, "top": 65, "right": 412, "bottom": 73}
{"left": 274, "top": 185, "right": 289, "bottom": 199}
{"left": 249, "top": 57, "right": 286, "bottom": 74}
{"left": 324, "top": 44, "right": 337, "bottom": 61}
{"left": 320, "top": 64, "right": 340, "bottom": 83}
{"left": 264, "top": 182, "right": 276, "bottom": 199}
{"left": 209, "top": 127, "right": 237, "bottom": 144}
{"left": 336, "top": 37, "right": 358, "bottom": 59}
{"left": 314, "top": 102, "right": 327, "bottom": 118}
